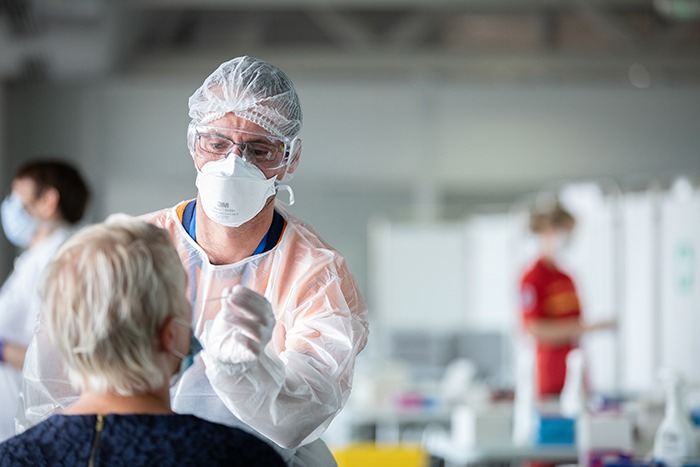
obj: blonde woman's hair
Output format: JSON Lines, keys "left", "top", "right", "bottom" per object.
{"left": 41, "top": 215, "right": 190, "bottom": 395}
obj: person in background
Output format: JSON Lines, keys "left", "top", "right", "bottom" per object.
{"left": 20, "top": 56, "right": 369, "bottom": 466}
{"left": 0, "top": 159, "right": 90, "bottom": 442}
{"left": 0, "top": 216, "right": 286, "bottom": 466}
{"left": 519, "top": 201, "right": 616, "bottom": 400}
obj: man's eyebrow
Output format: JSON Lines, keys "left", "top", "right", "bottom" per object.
{"left": 202, "top": 129, "right": 234, "bottom": 140}
{"left": 231, "top": 134, "right": 279, "bottom": 145}
{"left": 204, "top": 127, "right": 278, "bottom": 144}
{"left": 246, "top": 137, "right": 277, "bottom": 144}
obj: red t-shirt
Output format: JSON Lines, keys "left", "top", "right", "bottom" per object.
{"left": 520, "top": 258, "right": 581, "bottom": 398}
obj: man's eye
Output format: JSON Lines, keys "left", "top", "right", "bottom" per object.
{"left": 250, "top": 145, "right": 275, "bottom": 159}
{"left": 202, "top": 136, "right": 232, "bottom": 153}
{"left": 211, "top": 142, "right": 229, "bottom": 151}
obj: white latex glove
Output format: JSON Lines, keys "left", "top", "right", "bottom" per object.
{"left": 200, "top": 285, "right": 275, "bottom": 365}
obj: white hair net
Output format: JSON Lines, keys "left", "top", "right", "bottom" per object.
{"left": 188, "top": 56, "right": 303, "bottom": 140}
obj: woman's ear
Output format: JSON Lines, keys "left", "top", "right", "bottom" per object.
{"left": 159, "top": 316, "right": 177, "bottom": 353}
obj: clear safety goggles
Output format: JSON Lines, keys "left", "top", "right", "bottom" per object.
{"left": 190, "top": 123, "right": 291, "bottom": 171}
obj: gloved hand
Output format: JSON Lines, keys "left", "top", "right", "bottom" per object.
{"left": 200, "top": 285, "right": 275, "bottom": 365}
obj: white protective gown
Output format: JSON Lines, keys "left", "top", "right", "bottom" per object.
{"left": 0, "top": 228, "right": 71, "bottom": 442}
{"left": 19, "top": 202, "right": 369, "bottom": 466}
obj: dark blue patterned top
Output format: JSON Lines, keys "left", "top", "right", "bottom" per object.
{"left": 0, "top": 413, "right": 286, "bottom": 466}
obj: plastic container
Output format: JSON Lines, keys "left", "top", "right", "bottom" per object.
{"left": 333, "top": 443, "right": 428, "bottom": 467}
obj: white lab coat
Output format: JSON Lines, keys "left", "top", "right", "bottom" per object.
{"left": 0, "top": 228, "right": 71, "bottom": 442}
{"left": 19, "top": 204, "right": 369, "bottom": 466}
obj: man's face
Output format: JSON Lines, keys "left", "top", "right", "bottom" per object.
{"left": 12, "top": 177, "right": 42, "bottom": 219}
{"left": 193, "top": 113, "right": 290, "bottom": 181}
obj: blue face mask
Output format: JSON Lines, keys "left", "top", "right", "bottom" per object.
{"left": 170, "top": 318, "right": 203, "bottom": 387}
{"left": 1, "top": 192, "right": 39, "bottom": 249}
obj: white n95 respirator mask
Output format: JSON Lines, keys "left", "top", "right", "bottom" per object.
{"left": 195, "top": 155, "right": 278, "bottom": 227}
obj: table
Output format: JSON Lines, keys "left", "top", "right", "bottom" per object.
{"left": 425, "top": 431, "right": 579, "bottom": 466}
{"left": 348, "top": 406, "right": 452, "bottom": 444}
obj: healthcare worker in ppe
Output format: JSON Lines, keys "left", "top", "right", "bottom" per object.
{"left": 519, "top": 201, "right": 615, "bottom": 400}
{"left": 19, "top": 56, "right": 369, "bottom": 467}
{"left": 0, "top": 160, "right": 90, "bottom": 442}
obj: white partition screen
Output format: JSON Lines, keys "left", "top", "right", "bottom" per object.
{"left": 659, "top": 190, "right": 700, "bottom": 384}
{"left": 620, "top": 192, "right": 658, "bottom": 393}
{"left": 370, "top": 220, "right": 467, "bottom": 332}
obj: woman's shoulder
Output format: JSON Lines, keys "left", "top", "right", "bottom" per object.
{"left": 160, "top": 414, "right": 272, "bottom": 445}
{"left": 0, "top": 414, "right": 286, "bottom": 466}
{"left": 129, "top": 414, "right": 287, "bottom": 466}
{"left": 0, "top": 415, "right": 93, "bottom": 466}
{"left": 4, "top": 414, "right": 93, "bottom": 441}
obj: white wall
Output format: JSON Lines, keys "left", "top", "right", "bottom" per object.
{"left": 432, "top": 84, "right": 700, "bottom": 192}
{"left": 4, "top": 75, "right": 700, "bottom": 313}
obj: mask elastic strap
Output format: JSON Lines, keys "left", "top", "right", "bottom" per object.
{"left": 276, "top": 184, "right": 295, "bottom": 206}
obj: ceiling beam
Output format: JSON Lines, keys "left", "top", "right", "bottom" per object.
{"left": 126, "top": 47, "right": 700, "bottom": 81}
{"left": 306, "top": 9, "right": 374, "bottom": 48}
{"left": 228, "top": 12, "right": 268, "bottom": 48}
{"left": 574, "top": 1, "right": 643, "bottom": 51}
{"left": 120, "top": 0, "right": 654, "bottom": 11}
{"left": 654, "top": 20, "right": 700, "bottom": 49}
{"left": 386, "top": 12, "right": 441, "bottom": 47}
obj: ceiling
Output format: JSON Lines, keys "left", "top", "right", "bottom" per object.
{"left": 1, "top": 0, "right": 700, "bottom": 84}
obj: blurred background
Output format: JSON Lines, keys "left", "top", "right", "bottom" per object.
{"left": 1, "top": 0, "right": 700, "bottom": 463}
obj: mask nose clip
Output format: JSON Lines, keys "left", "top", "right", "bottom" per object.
{"left": 206, "top": 154, "right": 236, "bottom": 176}
{"left": 199, "top": 151, "right": 267, "bottom": 178}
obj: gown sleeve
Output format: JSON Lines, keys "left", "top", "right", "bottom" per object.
{"left": 201, "top": 255, "right": 369, "bottom": 448}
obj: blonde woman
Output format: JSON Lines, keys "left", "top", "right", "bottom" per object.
{"left": 0, "top": 216, "right": 284, "bottom": 466}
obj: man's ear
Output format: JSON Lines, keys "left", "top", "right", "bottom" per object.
{"left": 36, "top": 187, "right": 60, "bottom": 220}
{"left": 286, "top": 138, "right": 302, "bottom": 175}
